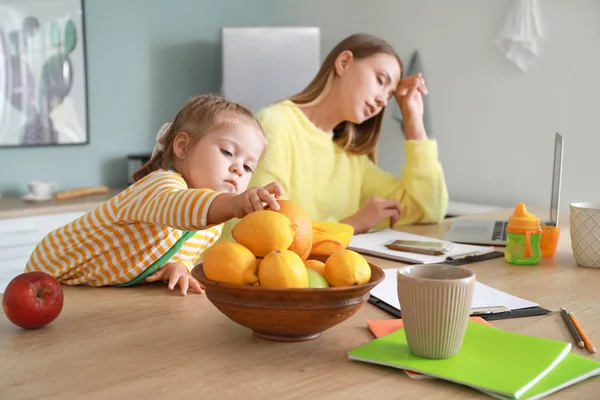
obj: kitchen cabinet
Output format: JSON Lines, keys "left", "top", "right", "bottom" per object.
{"left": 0, "top": 189, "right": 122, "bottom": 293}
{"left": 0, "top": 211, "right": 85, "bottom": 293}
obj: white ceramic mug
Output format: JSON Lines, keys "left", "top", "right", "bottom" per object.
{"left": 28, "top": 181, "right": 55, "bottom": 198}
{"left": 397, "top": 264, "right": 475, "bottom": 359}
{"left": 570, "top": 203, "right": 600, "bottom": 268}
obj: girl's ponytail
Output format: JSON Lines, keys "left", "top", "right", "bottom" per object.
{"left": 132, "top": 123, "right": 173, "bottom": 182}
{"left": 132, "top": 152, "right": 164, "bottom": 182}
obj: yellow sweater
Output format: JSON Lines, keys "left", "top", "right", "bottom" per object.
{"left": 221, "top": 100, "right": 448, "bottom": 241}
{"left": 25, "top": 170, "right": 222, "bottom": 286}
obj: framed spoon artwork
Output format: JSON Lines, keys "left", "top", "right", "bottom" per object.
{"left": 0, "top": 0, "right": 88, "bottom": 147}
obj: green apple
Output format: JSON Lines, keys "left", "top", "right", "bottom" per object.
{"left": 306, "top": 268, "right": 329, "bottom": 288}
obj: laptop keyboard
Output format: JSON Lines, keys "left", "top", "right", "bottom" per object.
{"left": 492, "top": 221, "right": 508, "bottom": 242}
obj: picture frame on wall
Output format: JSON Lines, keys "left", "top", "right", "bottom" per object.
{"left": 0, "top": 0, "right": 88, "bottom": 148}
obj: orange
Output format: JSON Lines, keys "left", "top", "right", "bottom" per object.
{"left": 268, "top": 200, "right": 312, "bottom": 260}
{"left": 258, "top": 249, "right": 308, "bottom": 288}
{"left": 303, "top": 260, "right": 325, "bottom": 277}
{"left": 232, "top": 210, "right": 294, "bottom": 257}
{"left": 324, "top": 249, "right": 371, "bottom": 287}
{"left": 202, "top": 241, "right": 258, "bottom": 285}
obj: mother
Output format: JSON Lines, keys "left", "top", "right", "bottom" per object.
{"left": 225, "top": 33, "right": 447, "bottom": 237}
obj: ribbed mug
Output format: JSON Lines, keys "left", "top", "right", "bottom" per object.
{"left": 397, "top": 264, "right": 475, "bottom": 359}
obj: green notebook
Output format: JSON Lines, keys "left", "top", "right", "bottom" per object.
{"left": 485, "top": 352, "right": 600, "bottom": 400}
{"left": 348, "top": 321, "right": 571, "bottom": 399}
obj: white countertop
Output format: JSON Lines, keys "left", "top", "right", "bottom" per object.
{"left": 0, "top": 189, "right": 124, "bottom": 219}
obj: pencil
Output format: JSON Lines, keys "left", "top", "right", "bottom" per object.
{"left": 384, "top": 244, "right": 445, "bottom": 256}
{"left": 569, "top": 311, "right": 597, "bottom": 354}
{"left": 560, "top": 307, "right": 584, "bottom": 348}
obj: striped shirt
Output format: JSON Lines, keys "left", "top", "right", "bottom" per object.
{"left": 25, "top": 169, "right": 223, "bottom": 286}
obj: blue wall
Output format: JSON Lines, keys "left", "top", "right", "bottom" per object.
{"left": 0, "top": 0, "right": 272, "bottom": 195}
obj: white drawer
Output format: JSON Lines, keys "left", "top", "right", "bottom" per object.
{"left": 0, "top": 211, "right": 86, "bottom": 293}
{"left": 0, "top": 244, "right": 35, "bottom": 262}
{"left": 36, "top": 211, "right": 86, "bottom": 233}
{"left": 0, "top": 227, "right": 40, "bottom": 248}
{"left": 0, "top": 257, "right": 29, "bottom": 294}
{"left": 0, "top": 211, "right": 84, "bottom": 248}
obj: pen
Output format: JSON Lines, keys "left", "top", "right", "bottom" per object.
{"left": 560, "top": 307, "right": 584, "bottom": 348}
{"left": 568, "top": 311, "right": 596, "bottom": 354}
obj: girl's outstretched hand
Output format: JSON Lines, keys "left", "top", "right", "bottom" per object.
{"left": 232, "top": 181, "right": 284, "bottom": 218}
{"left": 146, "top": 262, "right": 205, "bottom": 296}
{"left": 207, "top": 182, "right": 284, "bottom": 225}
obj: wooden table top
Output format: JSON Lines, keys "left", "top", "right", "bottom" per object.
{"left": 1, "top": 209, "right": 599, "bottom": 399}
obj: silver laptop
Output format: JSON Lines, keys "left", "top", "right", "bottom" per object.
{"left": 444, "top": 132, "right": 563, "bottom": 246}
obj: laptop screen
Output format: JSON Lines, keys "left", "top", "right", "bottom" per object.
{"left": 550, "top": 133, "right": 563, "bottom": 226}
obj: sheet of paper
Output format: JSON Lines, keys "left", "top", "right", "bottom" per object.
{"left": 370, "top": 269, "right": 538, "bottom": 311}
{"left": 348, "top": 229, "right": 494, "bottom": 264}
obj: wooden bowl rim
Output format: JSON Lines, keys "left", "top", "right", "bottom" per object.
{"left": 192, "top": 262, "right": 385, "bottom": 293}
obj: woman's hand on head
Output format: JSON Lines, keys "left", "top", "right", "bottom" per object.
{"left": 341, "top": 196, "right": 401, "bottom": 234}
{"left": 395, "top": 73, "right": 429, "bottom": 140}
{"left": 232, "top": 181, "right": 284, "bottom": 218}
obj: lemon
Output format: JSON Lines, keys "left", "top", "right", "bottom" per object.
{"left": 232, "top": 210, "right": 295, "bottom": 257}
{"left": 324, "top": 250, "right": 371, "bottom": 287}
{"left": 258, "top": 249, "right": 308, "bottom": 288}
{"left": 203, "top": 241, "right": 258, "bottom": 285}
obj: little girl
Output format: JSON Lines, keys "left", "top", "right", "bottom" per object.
{"left": 25, "top": 94, "right": 283, "bottom": 296}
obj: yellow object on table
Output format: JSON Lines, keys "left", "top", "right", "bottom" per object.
{"left": 310, "top": 221, "right": 354, "bottom": 255}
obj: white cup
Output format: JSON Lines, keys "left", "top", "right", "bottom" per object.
{"left": 28, "top": 181, "right": 55, "bottom": 198}
{"left": 570, "top": 203, "right": 600, "bottom": 268}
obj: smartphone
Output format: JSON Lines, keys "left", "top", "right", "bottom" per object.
{"left": 386, "top": 239, "right": 454, "bottom": 255}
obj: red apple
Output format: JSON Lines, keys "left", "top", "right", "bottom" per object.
{"left": 2, "top": 271, "right": 64, "bottom": 329}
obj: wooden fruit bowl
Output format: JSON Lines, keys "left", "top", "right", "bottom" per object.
{"left": 191, "top": 259, "right": 384, "bottom": 342}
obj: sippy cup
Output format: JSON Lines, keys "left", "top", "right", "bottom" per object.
{"left": 504, "top": 203, "right": 542, "bottom": 265}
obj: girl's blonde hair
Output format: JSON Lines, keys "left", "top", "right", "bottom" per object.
{"left": 132, "top": 94, "right": 263, "bottom": 182}
{"left": 289, "top": 33, "right": 403, "bottom": 163}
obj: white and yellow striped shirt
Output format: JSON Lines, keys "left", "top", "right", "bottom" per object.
{"left": 25, "top": 169, "right": 223, "bottom": 286}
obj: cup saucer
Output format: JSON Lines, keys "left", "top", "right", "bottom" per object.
{"left": 22, "top": 193, "right": 53, "bottom": 202}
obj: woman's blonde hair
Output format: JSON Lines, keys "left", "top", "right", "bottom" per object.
{"left": 132, "top": 94, "right": 263, "bottom": 182}
{"left": 289, "top": 33, "right": 403, "bottom": 163}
